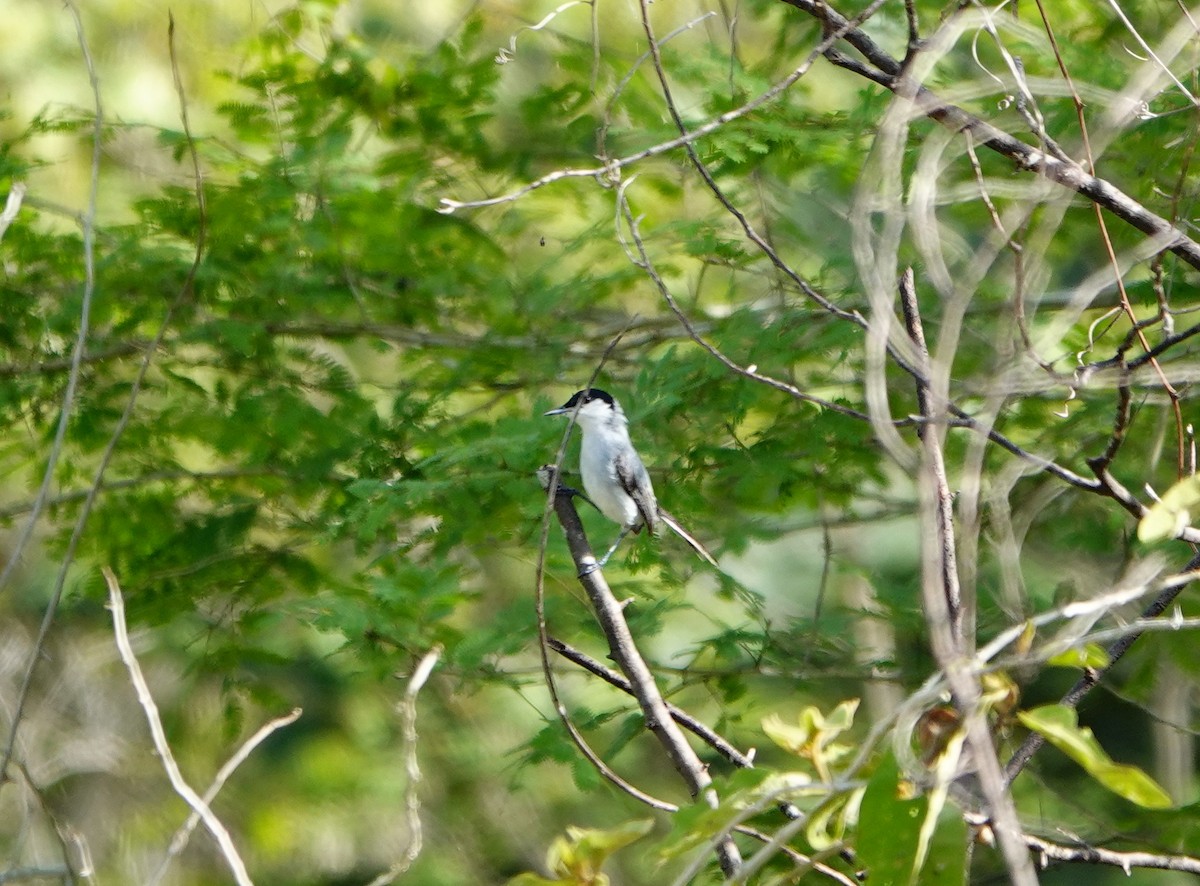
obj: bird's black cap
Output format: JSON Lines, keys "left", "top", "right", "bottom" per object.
{"left": 544, "top": 388, "right": 615, "bottom": 416}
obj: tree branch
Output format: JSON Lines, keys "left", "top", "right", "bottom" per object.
{"left": 366, "top": 645, "right": 441, "bottom": 886}
{"left": 1025, "top": 833, "right": 1200, "bottom": 875}
{"left": 778, "top": 0, "right": 1200, "bottom": 272}
{"left": 544, "top": 476, "right": 743, "bottom": 878}
{"left": 547, "top": 636, "right": 754, "bottom": 769}
{"left": 147, "top": 707, "right": 302, "bottom": 886}
{"left": 901, "top": 269, "right": 1037, "bottom": 884}
{"left": 899, "top": 269, "right": 963, "bottom": 641}
{"left": 104, "top": 567, "right": 254, "bottom": 886}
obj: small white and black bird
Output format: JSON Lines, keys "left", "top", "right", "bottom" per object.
{"left": 545, "top": 388, "right": 718, "bottom": 573}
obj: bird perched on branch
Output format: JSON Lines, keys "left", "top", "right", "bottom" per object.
{"left": 545, "top": 388, "right": 717, "bottom": 574}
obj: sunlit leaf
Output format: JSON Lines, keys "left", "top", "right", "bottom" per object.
{"left": 1017, "top": 705, "right": 1172, "bottom": 809}
{"left": 1138, "top": 475, "right": 1200, "bottom": 542}
{"left": 1047, "top": 644, "right": 1111, "bottom": 669}
{"left": 762, "top": 699, "right": 860, "bottom": 781}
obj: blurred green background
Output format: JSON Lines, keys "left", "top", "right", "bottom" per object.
{"left": 1, "top": 0, "right": 1198, "bottom": 883}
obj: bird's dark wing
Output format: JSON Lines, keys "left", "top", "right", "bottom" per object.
{"left": 615, "top": 450, "right": 658, "bottom": 535}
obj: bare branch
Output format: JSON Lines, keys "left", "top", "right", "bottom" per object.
{"left": 779, "top": 0, "right": 1200, "bottom": 272}
{"left": 542, "top": 475, "right": 743, "bottom": 877}
{"left": 148, "top": 708, "right": 303, "bottom": 886}
{"left": 900, "top": 266, "right": 1037, "bottom": 883}
{"left": 547, "top": 636, "right": 754, "bottom": 768}
{"left": 1025, "top": 832, "right": 1200, "bottom": 875}
{"left": 365, "top": 644, "right": 442, "bottom": 886}
{"left": 615, "top": 187, "right": 872, "bottom": 421}
{"left": 103, "top": 567, "right": 254, "bottom": 886}
{"left": 899, "top": 269, "right": 964, "bottom": 641}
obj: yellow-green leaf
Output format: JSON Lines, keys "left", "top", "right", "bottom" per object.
{"left": 763, "top": 699, "right": 859, "bottom": 781}
{"left": 1017, "top": 705, "right": 1172, "bottom": 809}
{"left": 1138, "top": 475, "right": 1200, "bottom": 542}
{"left": 506, "top": 875, "right": 562, "bottom": 886}
{"left": 544, "top": 819, "right": 652, "bottom": 881}
{"left": 1047, "top": 643, "right": 1110, "bottom": 669}
{"left": 805, "top": 787, "right": 865, "bottom": 851}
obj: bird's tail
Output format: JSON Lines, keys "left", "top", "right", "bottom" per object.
{"left": 657, "top": 508, "right": 719, "bottom": 568}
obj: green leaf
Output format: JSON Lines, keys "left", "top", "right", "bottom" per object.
{"left": 1046, "top": 643, "right": 1110, "bottom": 669}
{"left": 805, "top": 787, "right": 864, "bottom": 851}
{"left": 856, "top": 755, "right": 968, "bottom": 886}
{"left": 536, "top": 820, "right": 653, "bottom": 884}
{"left": 762, "top": 699, "right": 859, "bottom": 781}
{"left": 1017, "top": 705, "right": 1173, "bottom": 809}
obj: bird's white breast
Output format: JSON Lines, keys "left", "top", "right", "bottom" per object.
{"left": 580, "top": 429, "right": 641, "bottom": 527}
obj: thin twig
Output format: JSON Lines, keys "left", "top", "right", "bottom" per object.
{"left": 147, "top": 708, "right": 303, "bottom": 886}
{"left": 636, "top": 0, "right": 892, "bottom": 329}
{"left": 899, "top": 269, "right": 963, "bottom": 641}
{"left": 365, "top": 644, "right": 442, "bottom": 886}
{"left": 0, "top": 9, "right": 208, "bottom": 784}
{"left": 103, "top": 567, "right": 254, "bottom": 886}
{"left": 0, "top": 0, "right": 104, "bottom": 784}
{"left": 1025, "top": 832, "right": 1200, "bottom": 874}
{"left": 615, "top": 187, "right": 870, "bottom": 420}
{"left": 12, "top": 760, "right": 87, "bottom": 882}
{"left": 0, "top": 467, "right": 301, "bottom": 519}
{"left": 547, "top": 636, "right": 753, "bottom": 768}
{"left": 548, "top": 635, "right": 815, "bottom": 828}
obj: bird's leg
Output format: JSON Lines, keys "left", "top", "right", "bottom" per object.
{"left": 578, "top": 524, "right": 634, "bottom": 576}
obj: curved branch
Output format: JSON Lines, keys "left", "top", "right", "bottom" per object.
{"left": 779, "top": 0, "right": 1200, "bottom": 272}
{"left": 105, "top": 567, "right": 253, "bottom": 886}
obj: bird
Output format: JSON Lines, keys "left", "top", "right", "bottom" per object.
{"left": 544, "top": 388, "right": 718, "bottom": 574}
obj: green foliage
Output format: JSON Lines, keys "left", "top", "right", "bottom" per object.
{"left": 857, "top": 755, "right": 968, "bottom": 886}
{"left": 2, "top": 0, "right": 1200, "bottom": 882}
{"left": 1138, "top": 473, "right": 1200, "bottom": 542}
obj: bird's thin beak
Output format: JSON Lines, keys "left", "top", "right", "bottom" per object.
{"left": 544, "top": 407, "right": 567, "bottom": 417}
